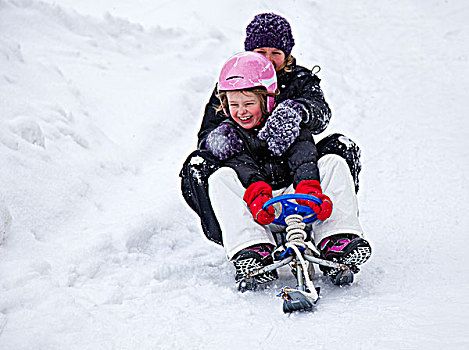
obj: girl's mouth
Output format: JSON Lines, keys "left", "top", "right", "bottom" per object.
{"left": 239, "top": 115, "right": 252, "bottom": 121}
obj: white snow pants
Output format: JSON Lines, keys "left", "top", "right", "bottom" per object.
{"left": 208, "top": 154, "right": 364, "bottom": 260}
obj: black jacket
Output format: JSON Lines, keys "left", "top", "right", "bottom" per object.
{"left": 219, "top": 119, "right": 320, "bottom": 191}
{"left": 197, "top": 58, "right": 331, "bottom": 148}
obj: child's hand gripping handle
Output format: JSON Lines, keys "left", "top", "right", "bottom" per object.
{"left": 295, "top": 180, "right": 333, "bottom": 221}
{"left": 243, "top": 181, "right": 276, "bottom": 225}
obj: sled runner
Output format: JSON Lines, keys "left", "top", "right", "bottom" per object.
{"left": 236, "top": 193, "right": 354, "bottom": 313}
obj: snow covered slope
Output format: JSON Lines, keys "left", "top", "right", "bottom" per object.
{"left": 1, "top": 0, "right": 468, "bottom": 349}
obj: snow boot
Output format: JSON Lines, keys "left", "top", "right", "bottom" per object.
{"left": 318, "top": 234, "right": 371, "bottom": 285}
{"left": 233, "top": 244, "right": 278, "bottom": 291}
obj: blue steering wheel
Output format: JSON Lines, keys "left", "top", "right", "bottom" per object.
{"left": 262, "top": 194, "right": 322, "bottom": 226}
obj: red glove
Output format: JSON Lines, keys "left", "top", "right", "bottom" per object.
{"left": 295, "top": 180, "right": 333, "bottom": 221}
{"left": 243, "top": 181, "right": 276, "bottom": 225}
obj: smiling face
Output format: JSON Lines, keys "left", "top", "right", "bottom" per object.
{"left": 226, "top": 90, "right": 263, "bottom": 129}
{"left": 253, "top": 47, "right": 286, "bottom": 71}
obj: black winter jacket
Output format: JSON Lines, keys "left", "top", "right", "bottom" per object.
{"left": 218, "top": 119, "right": 320, "bottom": 191}
{"left": 197, "top": 58, "right": 331, "bottom": 149}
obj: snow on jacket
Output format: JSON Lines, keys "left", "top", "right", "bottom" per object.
{"left": 210, "top": 119, "right": 320, "bottom": 191}
{"left": 197, "top": 58, "right": 332, "bottom": 149}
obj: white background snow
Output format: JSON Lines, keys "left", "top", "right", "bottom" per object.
{"left": 1, "top": 0, "right": 468, "bottom": 349}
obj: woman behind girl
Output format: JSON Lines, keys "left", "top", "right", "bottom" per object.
{"left": 181, "top": 13, "right": 362, "bottom": 251}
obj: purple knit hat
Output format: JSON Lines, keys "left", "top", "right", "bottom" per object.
{"left": 244, "top": 13, "right": 295, "bottom": 56}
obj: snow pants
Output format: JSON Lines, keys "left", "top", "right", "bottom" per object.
{"left": 208, "top": 154, "right": 364, "bottom": 260}
{"left": 180, "top": 133, "right": 361, "bottom": 246}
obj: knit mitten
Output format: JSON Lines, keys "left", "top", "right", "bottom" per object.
{"left": 258, "top": 100, "right": 303, "bottom": 156}
{"left": 205, "top": 124, "right": 244, "bottom": 160}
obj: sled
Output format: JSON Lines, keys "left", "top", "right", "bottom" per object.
{"left": 237, "top": 194, "right": 354, "bottom": 313}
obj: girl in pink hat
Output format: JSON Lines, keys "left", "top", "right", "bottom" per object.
{"left": 204, "top": 51, "right": 370, "bottom": 289}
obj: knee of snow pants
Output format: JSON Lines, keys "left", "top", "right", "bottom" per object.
{"left": 180, "top": 150, "right": 223, "bottom": 245}
{"left": 312, "top": 154, "right": 364, "bottom": 244}
{"left": 208, "top": 167, "right": 276, "bottom": 260}
{"left": 317, "top": 133, "right": 361, "bottom": 193}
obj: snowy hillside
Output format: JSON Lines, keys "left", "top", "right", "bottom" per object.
{"left": 1, "top": 0, "right": 468, "bottom": 349}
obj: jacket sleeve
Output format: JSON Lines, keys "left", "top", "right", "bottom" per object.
{"left": 286, "top": 127, "right": 320, "bottom": 187}
{"left": 287, "top": 71, "right": 332, "bottom": 135}
{"left": 197, "top": 85, "right": 228, "bottom": 149}
{"left": 209, "top": 123, "right": 267, "bottom": 188}
{"left": 222, "top": 153, "right": 266, "bottom": 189}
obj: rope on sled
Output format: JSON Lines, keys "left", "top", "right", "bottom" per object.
{"left": 284, "top": 214, "right": 319, "bottom": 301}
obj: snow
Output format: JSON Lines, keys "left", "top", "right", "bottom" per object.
{"left": 1, "top": 0, "right": 468, "bottom": 349}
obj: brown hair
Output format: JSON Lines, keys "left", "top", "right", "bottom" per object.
{"left": 277, "top": 54, "right": 294, "bottom": 73}
{"left": 217, "top": 87, "right": 277, "bottom": 117}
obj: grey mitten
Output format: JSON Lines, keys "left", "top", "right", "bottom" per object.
{"left": 205, "top": 124, "right": 244, "bottom": 160}
{"left": 258, "top": 100, "right": 303, "bottom": 156}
